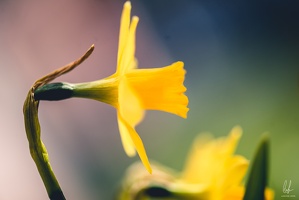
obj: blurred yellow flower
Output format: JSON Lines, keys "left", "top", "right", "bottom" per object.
{"left": 117, "top": 126, "right": 274, "bottom": 199}
{"left": 180, "top": 126, "right": 273, "bottom": 200}
{"left": 72, "top": 1, "right": 188, "bottom": 173}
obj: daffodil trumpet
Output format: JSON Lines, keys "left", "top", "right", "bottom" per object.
{"left": 34, "top": 1, "right": 189, "bottom": 173}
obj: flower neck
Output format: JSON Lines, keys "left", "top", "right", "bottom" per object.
{"left": 72, "top": 77, "right": 119, "bottom": 107}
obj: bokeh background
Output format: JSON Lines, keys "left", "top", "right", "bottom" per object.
{"left": 1, "top": 0, "right": 299, "bottom": 199}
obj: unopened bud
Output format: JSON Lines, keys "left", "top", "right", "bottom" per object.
{"left": 34, "top": 82, "right": 74, "bottom": 101}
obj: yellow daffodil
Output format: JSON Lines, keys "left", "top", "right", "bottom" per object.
{"left": 35, "top": 1, "right": 188, "bottom": 173}
{"left": 180, "top": 126, "right": 273, "bottom": 200}
{"left": 117, "top": 126, "right": 274, "bottom": 199}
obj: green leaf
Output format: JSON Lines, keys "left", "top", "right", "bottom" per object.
{"left": 243, "top": 133, "right": 269, "bottom": 200}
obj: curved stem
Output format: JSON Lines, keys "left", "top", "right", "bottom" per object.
{"left": 23, "top": 96, "right": 65, "bottom": 199}
{"left": 23, "top": 45, "right": 94, "bottom": 199}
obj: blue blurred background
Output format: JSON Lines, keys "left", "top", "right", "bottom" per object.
{"left": 0, "top": 0, "right": 298, "bottom": 199}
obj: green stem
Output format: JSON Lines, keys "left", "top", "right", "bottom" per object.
{"left": 24, "top": 93, "right": 65, "bottom": 200}
{"left": 23, "top": 44, "right": 94, "bottom": 199}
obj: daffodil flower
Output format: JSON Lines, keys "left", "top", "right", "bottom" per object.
{"left": 35, "top": 1, "right": 188, "bottom": 173}
{"left": 180, "top": 126, "right": 249, "bottom": 199}
{"left": 117, "top": 126, "right": 274, "bottom": 200}
{"left": 180, "top": 126, "right": 274, "bottom": 199}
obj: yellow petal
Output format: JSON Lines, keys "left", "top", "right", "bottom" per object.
{"left": 119, "top": 16, "right": 139, "bottom": 74}
{"left": 116, "top": 1, "right": 139, "bottom": 75}
{"left": 117, "top": 1, "right": 131, "bottom": 69}
{"left": 223, "top": 186, "right": 245, "bottom": 200}
{"left": 125, "top": 61, "right": 189, "bottom": 118}
{"left": 117, "top": 112, "right": 136, "bottom": 157}
{"left": 224, "top": 186, "right": 275, "bottom": 200}
{"left": 223, "top": 126, "right": 242, "bottom": 156}
{"left": 180, "top": 134, "right": 215, "bottom": 183}
{"left": 118, "top": 113, "right": 152, "bottom": 173}
{"left": 118, "top": 77, "right": 145, "bottom": 127}
{"left": 264, "top": 188, "right": 275, "bottom": 200}
{"left": 208, "top": 154, "right": 248, "bottom": 200}
{"left": 181, "top": 127, "right": 245, "bottom": 185}
{"left": 221, "top": 155, "right": 249, "bottom": 190}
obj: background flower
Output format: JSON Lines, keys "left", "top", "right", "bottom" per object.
{"left": 181, "top": 126, "right": 249, "bottom": 199}
{"left": 117, "top": 127, "right": 274, "bottom": 200}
